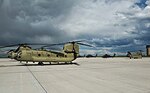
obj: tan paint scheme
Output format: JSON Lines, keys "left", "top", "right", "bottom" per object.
{"left": 16, "top": 43, "right": 79, "bottom": 62}
{"left": 130, "top": 51, "right": 142, "bottom": 59}
{"left": 7, "top": 46, "right": 31, "bottom": 59}
{"left": 8, "top": 51, "right": 17, "bottom": 59}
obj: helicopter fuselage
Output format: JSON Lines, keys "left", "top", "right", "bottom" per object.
{"left": 15, "top": 43, "right": 79, "bottom": 63}
{"left": 16, "top": 49, "right": 76, "bottom": 62}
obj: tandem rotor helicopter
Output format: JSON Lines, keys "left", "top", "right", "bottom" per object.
{"left": 0, "top": 41, "right": 93, "bottom": 65}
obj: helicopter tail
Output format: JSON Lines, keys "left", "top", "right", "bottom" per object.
{"left": 63, "top": 43, "right": 79, "bottom": 57}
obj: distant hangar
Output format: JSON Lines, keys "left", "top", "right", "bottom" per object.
{"left": 146, "top": 45, "right": 150, "bottom": 57}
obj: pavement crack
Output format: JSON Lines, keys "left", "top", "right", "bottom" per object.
{"left": 26, "top": 66, "right": 48, "bottom": 93}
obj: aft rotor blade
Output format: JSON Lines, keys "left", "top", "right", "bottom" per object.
{"left": 77, "top": 42, "right": 94, "bottom": 47}
{"left": 68, "top": 40, "right": 86, "bottom": 43}
{"left": 42, "top": 40, "right": 92, "bottom": 48}
{"left": 41, "top": 43, "right": 65, "bottom": 48}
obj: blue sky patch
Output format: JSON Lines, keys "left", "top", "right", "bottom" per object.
{"left": 135, "top": 0, "right": 147, "bottom": 9}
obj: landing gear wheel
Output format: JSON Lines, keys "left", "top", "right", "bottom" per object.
{"left": 38, "top": 62, "right": 44, "bottom": 65}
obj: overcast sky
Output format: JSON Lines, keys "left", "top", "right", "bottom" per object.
{"left": 0, "top": 0, "right": 150, "bottom": 55}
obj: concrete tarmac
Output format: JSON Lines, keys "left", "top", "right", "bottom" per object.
{"left": 0, "top": 58, "right": 150, "bottom": 93}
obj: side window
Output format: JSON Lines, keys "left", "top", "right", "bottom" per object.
{"left": 47, "top": 54, "right": 50, "bottom": 57}
{"left": 38, "top": 54, "right": 41, "bottom": 57}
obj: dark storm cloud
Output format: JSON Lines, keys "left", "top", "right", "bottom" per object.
{"left": 0, "top": 0, "right": 3, "bottom": 7}
{"left": 8, "top": 0, "right": 76, "bottom": 18}
{"left": 0, "top": 0, "right": 150, "bottom": 55}
{"left": 0, "top": 0, "right": 78, "bottom": 45}
{"left": 134, "top": 18, "right": 150, "bottom": 44}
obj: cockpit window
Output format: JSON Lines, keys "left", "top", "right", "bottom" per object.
{"left": 15, "top": 47, "right": 20, "bottom": 52}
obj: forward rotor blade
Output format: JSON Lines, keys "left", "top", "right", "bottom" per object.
{"left": 0, "top": 43, "right": 54, "bottom": 48}
{"left": 0, "top": 44, "right": 20, "bottom": 48}
{"left": 24, "top": 43, "right": 51, "bottom": 45}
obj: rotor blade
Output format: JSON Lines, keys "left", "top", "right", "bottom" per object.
{"left": 42, "top": 40, "right": 92, "bottom": 48}
{"left": 0, "top": 43, "right": 55, "bottom": 48}
{"left": 24, "top": 43, "right": 52, "bottom": 45}
{"left": 0, "top": 44, "right": 20, "bottom": 48}
{"left": 41, "top": 43, "right": 65, "bottom": 48}
{"left": 0, "top": 40, "right": 88, "bottom": 49}
{"left": 39, "top": 40, "right": 87, "bottom": 47}
{"left": 77, "top": 42, "right": 94, "bottom": 47}
{"left": 68, "top": 40, "right": 86, "bottom": 43}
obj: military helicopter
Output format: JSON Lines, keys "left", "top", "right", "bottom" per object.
{"left": 127, "top": 50, "right": 143, "bottom": 59}
{"left": 0, "top": 41, "right": 93, "bottom": 65}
